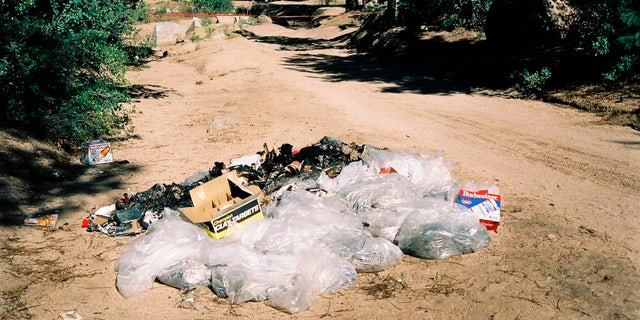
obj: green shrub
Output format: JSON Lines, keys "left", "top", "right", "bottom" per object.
{"left": 617, "top": 0, "right": 640, "bottom": 51}
{"left": 511, "top": 67, "right": 552, "bottom": 96}
{"left": 190, "top": 0, "right": 234, "bottom": 14}
{"left": 190, "top": 33, "right": 201, "bottom": 42}
{"left": 603, "top": 54, "right": 638, "bottom": 81}
{"left": 205, "top": 26, "right": 216, "bottom": 39}
{"left": 0, "top": 0, "right": 145, "bottom": 149}
{"left": 238, "top": 17, "right": 259, "bottom": 29}
{"left": 200, "top": 16, "right": 213, "bottom": 26}
{"left": 397, "top": 0, "right": 493, "bottom": 32}
{"left": 132, "top": 1, "right": 151, "bottom": 23}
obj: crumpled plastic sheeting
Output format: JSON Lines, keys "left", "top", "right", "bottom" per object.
{"left": 360, "top": 146, "right": 454, "bottom": 197}
{"left": 156, "top": 259, "right": 211, "bottom": 290}
{"left": 210, "top": 250, "right": 357, "bottom": 313}
{"left": 320, "top": 154, "right": 491, "bottom": 261}
{"left": 114, "top": 209, "right": 214, "bottom": 297}
{"left": 114, "top": 148, "right": 492, "bottom": 313}
{"left": 339, "top": 173, "right": 423, "bottom": 212}
{"left": 350, "top": 237, "right": 404, "bottom": 273}
{"left": 359, "top": 207, "right": 412, "bottom": 242}
{"left": 236, "top": 190, "right": 403, "bottom": 273}
{"left": 394, "top": 199, "right": 492, "bottom": 260}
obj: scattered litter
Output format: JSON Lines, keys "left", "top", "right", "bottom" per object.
{"left": 208, "top": 117, "right": 237, "bottom": 133}
{"left": 95, "top": 204, "right": 116, "bottom": 217}
{"left": 59, "top": 310, "right": 82, "bottom": 320}
{"left": 229, "top": 154, "right": 262, "bottom": 169}
{"left": 457, "top": 183, "right": 501, "bottom": 231}
{"left": 24, "top": 213, "right": 58, "bottom": 227}
{"left": 183, "top": 170, "right": 210, "bottom": 186}
{"left": 102, "top": 137, "right": 499, "bottom": 313}
{"left": 80, "top": 140, "right": 113, "bottom": 165}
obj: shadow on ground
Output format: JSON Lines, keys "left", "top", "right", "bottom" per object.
{"left": 248, "top": 30, "right": 521, "bottom": 96}
{"left": 245, "top": 25, "right": 640, "bottom": 129}
{"left": 0, "top": 129, "right": 142, "bottom": 226}
{"left": 129, "top": 84, "right": 174, "bottom": 101}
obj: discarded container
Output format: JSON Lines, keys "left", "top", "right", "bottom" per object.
{"left": 229, "top": 154, "right": 262, "bottom": 169}
{"left": 457, "top": 186, "right": 501, "bottom": 231}
{"left": 24, "top": 213, "right": 58, "bottom": 227}
{"left": 179, "top": 171, "right": 264, "bottom": 239}
{"left": 80, "top": 140, "right": 113, "bottom": 165}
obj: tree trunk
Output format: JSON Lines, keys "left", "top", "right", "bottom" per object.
{"left": 346, "top": 0, "right": 358, "bottom": 12}
{"left": 385, "top": 0, "right": 397, "bottom": 25}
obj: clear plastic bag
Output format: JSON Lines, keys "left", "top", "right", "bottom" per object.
{"left": 359, "top": 207, "right": 412, "bottom": 241}
{"left": 349, "top": 237, "right": 404, "bottom": 273}
{"left": 156, "top": 259, "right": 210, "bottom": 290}
{"left": 338, "top": 174, "right": 422, "bottom": 212}
{"left": 360, "top": 145, "right": 454, "bottom": 197}
{"left": 251, "top": 191, "right": 365, "bottom": 257}
{"left": 394, "top": 199, "right": 491, "bottom": 260}
{"left": 114, "top": 209, "right": 211, "bottom": 297}
{"left": 210, "top": 251, "right": 357, "bottom": 314}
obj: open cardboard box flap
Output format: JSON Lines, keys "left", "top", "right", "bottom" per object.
{"left": 180, "top": 171, "right": 262, "bottom": 224}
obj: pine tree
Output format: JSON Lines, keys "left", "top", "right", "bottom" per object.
{"left": 618, "top": 0, "right": 640, "bottom": 50}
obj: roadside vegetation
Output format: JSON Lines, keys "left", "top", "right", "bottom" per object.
{"left": 1, "top": 0, "right": 638, "bottom": 150}
{"left": 0, "top": 0, "right": 233, "bottom": 150}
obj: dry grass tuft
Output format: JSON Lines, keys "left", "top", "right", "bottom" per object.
{"left": 360, "top": 273, "right": 409, "bottom": 299}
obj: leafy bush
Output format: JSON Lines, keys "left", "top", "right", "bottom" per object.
{"left": 567, "top": 2, "right": 617, "bottom": 56}
{"left": 238, "top": 17, "right": 259, "bottom": 29}
{"left": 511, "top": 67, "right": 553, "bottom": 96}
{"left": 131, "top": 1, "right": 151, "bottom": 23}
{"left": 190, "top": 33, "right": 202, "bottom": 42}
{"left": 200, "top": 16, "right": 213, "bottom": 26}
{"left": 205, "top": 26, "right": 216, "bottom": 39}
{"left": 603, "top": 54, "right": 638, "bottom": 81}
{"left": 0, "top": 0, "right": 145, "bottom": 149}
{"left": 396, "top": 0, "right": 493, "bottom": 31}
{"left": 190, "top": 0, "right": 234, "bottom": 14}
{"left": 618, "top": 0, "right": 640, "bottom": 51}
{"left": 565, "top": 0, "right": 639, "bottom": 81}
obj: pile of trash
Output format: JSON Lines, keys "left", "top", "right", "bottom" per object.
{"left": 95, "top": 137, "right": 498, "bottom": 313}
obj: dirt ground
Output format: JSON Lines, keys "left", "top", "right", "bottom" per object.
{"left": 1, "top": 6, "right": 640, "bottom": 320}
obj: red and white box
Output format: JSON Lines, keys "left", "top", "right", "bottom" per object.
{"left": 80, "top": 140, "right": 113, "bottom": 165}
{"left": 457, "top": 187, "right": 501, "bottom": 231}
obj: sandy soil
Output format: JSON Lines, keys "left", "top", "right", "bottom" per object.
{"left": 2, "top": 13, "right": 640, "bottom": 320}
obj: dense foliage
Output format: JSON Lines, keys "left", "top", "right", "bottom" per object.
{"left": 396, "top": 0, "right": 492, "bottom": 32}
{"left": 189, "top": 0, "right": 234, "bottom": 14}
{"left": 0, "top": 0, "right": 145, "bottom": 149}
{"left": 387, "top": 0, "right": 638, "bottom": 88}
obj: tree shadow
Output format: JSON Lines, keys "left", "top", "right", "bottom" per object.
{"left": 0, "top": 130, "right": 142, "bottom": 226}
{"left": 128, "top": 84, "right": 174, "bottom": 101}
{"left": 245, "top": 24, "right": 595, "bottom": 96}
{"left": 246, "top": 30, "right": 529, "bottom": 95}
{"left": 240, "top": 29, "right": 352, "bottom": 51}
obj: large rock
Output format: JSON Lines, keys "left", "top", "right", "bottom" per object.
{"left": 153, "top": 21, "right": 195, "bottom": 46}
{"left": 486, "top": 0, "right": 575, "bottom": 48}
{"left": 217, "top": 15, "right": 238, "bottom": 25}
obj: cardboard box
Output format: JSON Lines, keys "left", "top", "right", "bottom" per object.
{"left": 24, "top": 214, "right": 58, "bottom": 227}
{"left": 457, "top": 188, "right": 501, "bottom": 231}
{"left": 180, "top": 171, "right": 263, "bottom": 239}
{"left": 80, "top": 140, "right": 113, "bottom": 165}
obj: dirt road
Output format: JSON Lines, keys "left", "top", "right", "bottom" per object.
{"left": 1, "top": 20, "right": 639, "bottom": 319}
